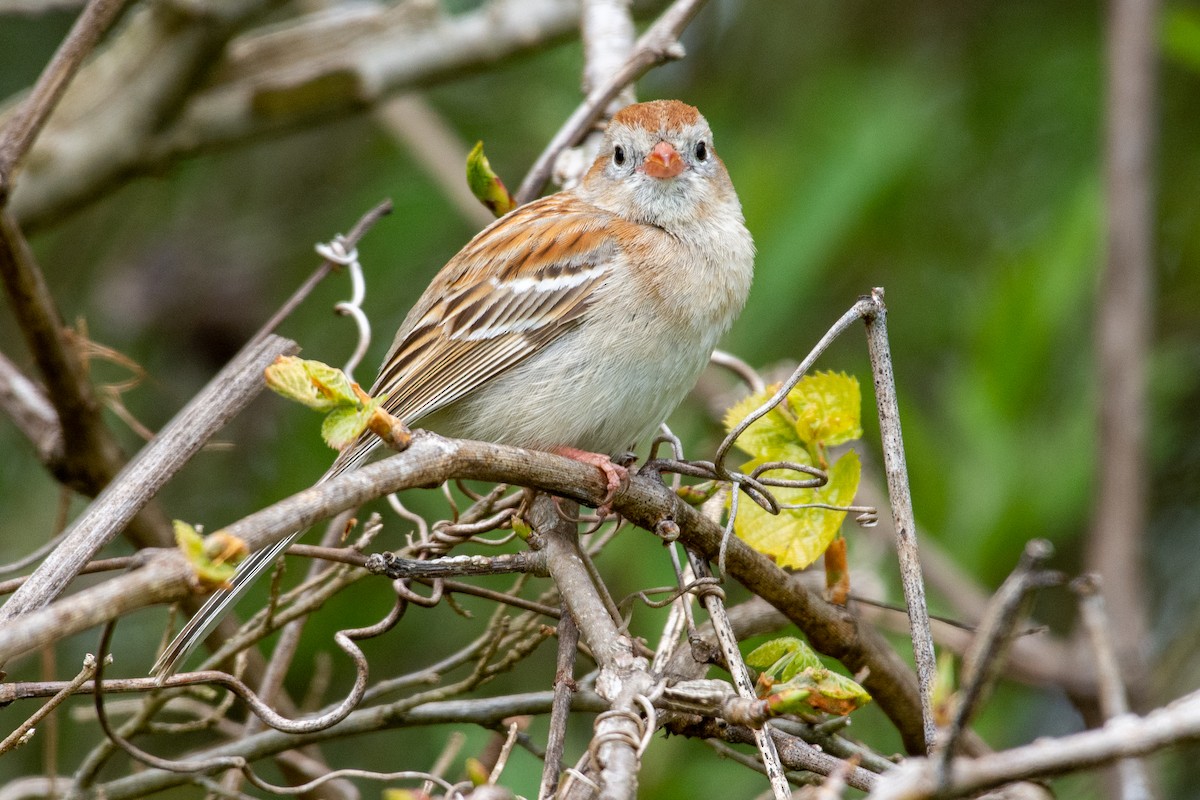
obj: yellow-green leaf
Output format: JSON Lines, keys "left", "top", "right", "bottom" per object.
{"left": 265, "top": 356, "right": 358, "bottom": 411}
{"left": 745, "top": 636, "right": 823, "bottom": 678}
{"left": 734, "top": 450, "right": 861, "bottom": 569}
{"left": 787, "top": 371, "right": 862, "bottom": 449}
{"left": 723, "top": 384, "right": 796, "bottom": 460}
{"left": 174, "top": 520, "right": 247, "bottom": 587}
{"left": 467, "top": 141, "right": 516, "bottom": 218}
{"left": 322, "top": 400, "right": 379, "bottom": 450}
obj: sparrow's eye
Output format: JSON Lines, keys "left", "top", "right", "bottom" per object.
{"left": 613, "top": 145, "right": 626, "bottom": 166}
{"left": 694, "top": 141, "right": 708, "bottom": 161}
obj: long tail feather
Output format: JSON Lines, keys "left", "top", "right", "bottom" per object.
{"left": 151, "top": 439, "right": 377, "bottom": 678}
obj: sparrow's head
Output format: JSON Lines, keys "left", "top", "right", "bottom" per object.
{"left": 580, "top": 100, "right": 738, "bottom": 229}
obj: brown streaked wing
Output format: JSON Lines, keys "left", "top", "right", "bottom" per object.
{"left": 366, "top": 198, "right": 617, "bottom": 428}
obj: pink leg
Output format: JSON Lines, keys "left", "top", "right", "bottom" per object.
{"left": 551, "top": 446, "right": 628, "bottom": 511}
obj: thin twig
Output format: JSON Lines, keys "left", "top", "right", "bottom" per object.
{"left": 515, "top": 0, "right": 710, "bottom": 203}
{"left": 540, "top": 603, "right": 579, "bottom": 799}
{"left": 0, "top": 654, "right": 106, "bottom": 753}
{"left": 248, "top": 199, "right": 393, "bottom": 347}
{"left": 862, "top": 287, "right": 938, "bottom": 752}
{"left": 93, "top": 691, "right": 607, "bottom": 800}
{"left": 686, "top": 551, "right": 791, "bottom": 800}
{"left": 688, "top": 494, "right": 789, "bottom": 800}
{"left": 936, "top": 540, "right": 1063, "bottom": 779}
{"left": 1074, "top": 574, "right": 1155, "bottom": 800}
{"left": 0, "top": 0, "right": 129, "bottom": 198}
{"left": 0, "top": 555, "right": 135, "bottom": 596}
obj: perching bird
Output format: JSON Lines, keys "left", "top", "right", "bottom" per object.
{"left": 153, "top": 99, "right": 755, "bottom": 676}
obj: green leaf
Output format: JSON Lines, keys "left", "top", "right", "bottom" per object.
{"left": 321, "top": 400, "right": 380, "bottom": 451}
{"left": 723, "top": 372, "right": 862, "bottom": 462}
{"left": 746, "top": 636, "right": 823, "bottom": 680}
{"left": 787, "top": 371, "right": 862, "bottom": 449}
{"left": 734, "top": 450, "right": 861, "bottom": 569}
{"left": 265, "top": 356, "right": 359, "bottom": 411}
{"left": 467, "top": 141, "right": 516, "bottom": 218}
{"left": 722, "top": 385, "right": 795, "bottom": 460}
{"left": 174, "top": 520, "right": 247, "bottom": 587}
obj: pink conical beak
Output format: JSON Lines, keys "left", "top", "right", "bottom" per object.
{"left": 642, "top": 141, "right": 684, "bottom": 179}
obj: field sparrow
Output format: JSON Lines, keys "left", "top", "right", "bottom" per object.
{"left": 154, "top": 99, "right": 755, "bottom": 675}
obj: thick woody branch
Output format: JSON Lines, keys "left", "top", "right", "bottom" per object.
{"left": 0, "top": 551, "right": 195, "bottom": 662}
{"left": 0, "top": 431, "right": 927, "bottom": 752}
{"left": 1089, "top": 0, "right": 1158, "bottom": 687}
{"left": 218, "top": 437, "right": 926, "bottom": 753}
{"left": 6, "top": 0, "right": 583, "bottom": 227}
{"left": 0, "top": 334, "right": 297, "bottom": 625}
{"left": 531, "top": 494, "right": 650, "bottom": 800}
{"left": 0, "top": 207, "right": 125, "bottom": 494}
{"left": 581, "top": 0, "right": 636, "bottom": 99}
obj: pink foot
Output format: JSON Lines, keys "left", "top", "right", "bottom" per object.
{"left": 552, "top": 446, "right": 628, "bottom": 512}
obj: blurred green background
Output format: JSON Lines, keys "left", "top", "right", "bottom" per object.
{"left": 1, "top": 1, "right": 1199, "bottom": 797}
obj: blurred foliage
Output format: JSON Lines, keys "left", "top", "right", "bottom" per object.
{"left": 1, "top": 1, "right": 1199, "bottom": 798}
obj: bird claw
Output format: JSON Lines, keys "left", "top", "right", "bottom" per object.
{"left": 552, "top": 447, "right": 629, "bottom": 515}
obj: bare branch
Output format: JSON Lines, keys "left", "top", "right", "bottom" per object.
{"left": 515, "top": 0, "right": 709, "bottom": 203}
{"left": 0, "top": 333, "right": 297, "bottom": 625}
{"left": 531, "top": 494, "right": 651, "bottom": 800}
{"left": 1090, "top": 0, "right": 1159, "bottom": 687}
{"left": 0, "top": 428, "right": 927, "bottom": 749}
{"left": 936, "top": 541, "right": 1063, "bottom": 775}
{"left": 1074, "top": 574, "right": 1156, "bottom": 800}
{"left": 686, "top": 536, "right": 790, "bottom": 799}
{"left": 7, "top": 0, "right": 582, "bottom": 227}
{"left": 0, "top": 0, "right": 130, "bottom": 198}
{"left": 867, "top": 690, "right": 1200, "bottom": 799}
{"left": 0, "top": 653, "right": 106, "bottom": 753}
{"left": 0, "top": 551, "right": 194, "bottom": 664}
{"left": 863, "top": 287, "right": 938, "bottom": 752}
{"left": 0, "top": 207, "right": 126, "bottom": 493}
{"left": 94, "top": 691, "right": 606, "bottom": 800}
{"left": 540, "top": 603, "right": 579, "bottom": 799}
{"left": 0, "top": 350, "right": 62, "bottom": 464}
